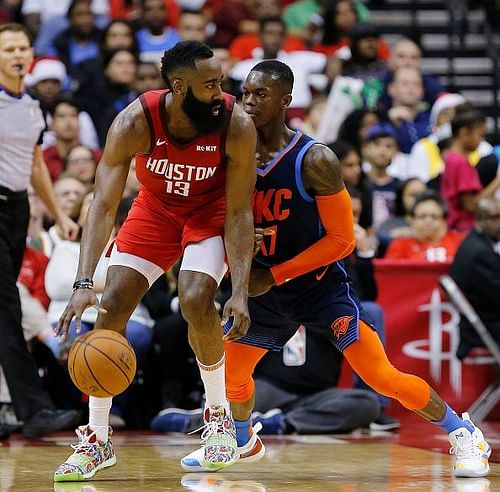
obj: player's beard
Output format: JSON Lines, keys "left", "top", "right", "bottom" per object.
{"left": 182, "top": 87, "right": 227, "bottom": 135}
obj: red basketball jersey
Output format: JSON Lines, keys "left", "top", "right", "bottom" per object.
{"left": 135, "top": 90, "right": 235, "bottom": 209}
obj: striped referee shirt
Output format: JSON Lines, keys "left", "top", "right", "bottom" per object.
{"left": 0, "top": 88, "right": 45, "bottom": 192}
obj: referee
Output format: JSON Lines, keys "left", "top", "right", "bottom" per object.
{"left": 0, "top": 23, "right": 80, "bottom": 440}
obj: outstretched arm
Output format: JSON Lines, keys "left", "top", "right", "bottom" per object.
{"left": 250, "top": 145, "right": 355, "bottom": 295}
{"left": 222, "top": 104, "right": 257, "bottom": 341}
{"left": 55, "top": 100, "right": 150, "bottom": 337}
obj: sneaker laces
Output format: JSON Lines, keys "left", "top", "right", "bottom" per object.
{"left": 449, "top": 436, "right": 482, "bottom": 460}
{"left": 188, "top": 412, "right": 233, "bottom": 443}
{"left": 71, "top": 426, "right": 106, "bottom": 455}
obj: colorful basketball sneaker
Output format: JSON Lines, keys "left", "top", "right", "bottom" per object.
{"left": 53, "top": 425, "right": 116, "bottom": 482}
{"left": 449, "top": 413, "right": 491, "bottom": 478}
{"left": 198, "top": 405, "right": 238, "bottom": 470}
{"left": 181, "top": 422, "right": 265, "bottom": 472}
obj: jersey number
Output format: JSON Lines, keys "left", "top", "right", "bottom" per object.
{"left": 259, "top": 225, "right": 278, "bottom": 256}
{"left": 165, "top": 180, "right": 190, "bottom": 197}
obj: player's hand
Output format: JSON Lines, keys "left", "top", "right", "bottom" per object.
{"left": 54, "top": 289, "right": 107, "bottom": 340}
{"left": 221, "top": 295, "right": 250, "bottom": 341}
{"left": 248, "top": 267, "right": 275, "bottom": 297}
{"left": 253, "top": 227, "right": 275, "bottom": 255}
{"left": 56, "top": 214, "right": 80, "bottom": 241}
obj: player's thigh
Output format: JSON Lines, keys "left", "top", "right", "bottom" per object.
{"left": 294, "top": 283, "right": 367, "bottom": 353}
{"left": 177, "top": 236, "right": 227, "bottom": 313}
{"left": 96, "top": 250, "right": 164, "bottom": 331}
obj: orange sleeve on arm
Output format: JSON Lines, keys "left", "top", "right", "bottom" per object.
{"left": 270, "top": 188, "right": 356, "bottom": 285}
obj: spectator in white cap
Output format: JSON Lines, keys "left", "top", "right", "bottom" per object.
{"left": 26, "top": 57, "right": 99, "bottom": 151}
{"left": 407, "top": 94, "right": 492, "bottom": 183}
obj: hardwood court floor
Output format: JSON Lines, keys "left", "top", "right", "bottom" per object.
{"left": 1, "top": 419, "right": 498, "bottom": 492}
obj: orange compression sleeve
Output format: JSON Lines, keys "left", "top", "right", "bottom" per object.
{"left": 270, "top": 187, "right": 356, "bottom": 286}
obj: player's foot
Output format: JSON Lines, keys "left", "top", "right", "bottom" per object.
{"left": 252, "top": 408, "right": 286, "bottom": 434}
{"left": 449, "top": 413, "right": 491, "bottom": 478}
{"left": 369, "top": 411, "right": 400, "bottom": 431}
{"left": 199, "top": 405, "right": 238, "bottom": 470}
{"left": 181, "top": 422, "right": 264, "bottom": 472}
{"left": 151, "top": 407, "right": 203, "bottom": 433}
{"left": 181, "top": 474, "right": 266, "bottom": 492}
{"left": 53, "top": 425, "right": 116, "bottom": 482}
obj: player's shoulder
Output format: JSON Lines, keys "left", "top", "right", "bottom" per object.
{"left": 302, "top": 140, "right": 339, "bottom": 167}
{"left": 110, "top": 98, "right": 149, "bottom": 138}
{"left": 226, "top": 101, "right": 256, "bottom": 140}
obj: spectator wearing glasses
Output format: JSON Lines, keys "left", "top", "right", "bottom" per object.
{"left": 385, "top": 191, "right": 465, "bottom": 262}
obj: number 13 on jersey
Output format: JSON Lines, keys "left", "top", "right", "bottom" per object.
{"left": 165, "top": 180, "right": 190, "bottom": 196}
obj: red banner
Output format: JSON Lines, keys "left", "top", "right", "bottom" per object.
{"left": 373, "top": 260, "right": 496, "bottom": 418}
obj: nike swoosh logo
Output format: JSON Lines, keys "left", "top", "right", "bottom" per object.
{"left": 316, "top": 266, "right": 329, "bottom": 281}
{"left": 156, "top": 138, "right": 167, "bottom": 146}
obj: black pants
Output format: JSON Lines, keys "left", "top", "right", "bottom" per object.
{"left": 0, "top": 186, "right": 53, "bottom": 420}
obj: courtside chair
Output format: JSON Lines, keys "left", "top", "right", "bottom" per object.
{"left": 439, "top": 274, "right": 500, "bottom": 422}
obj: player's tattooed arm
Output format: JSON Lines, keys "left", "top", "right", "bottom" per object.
{"left": 301, "top": 144, "right": 345, "bottom": 197}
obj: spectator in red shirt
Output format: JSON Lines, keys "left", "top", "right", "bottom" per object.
{"left": 43, "top": 98, "right": 81, "bottom": 181}
{"left": 441, "top": 106, "right": 500, "bottom": 231}
{"left": 385, "top": 191, "right": 465, "bottom": 262}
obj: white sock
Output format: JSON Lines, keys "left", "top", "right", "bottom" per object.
{"left": 89, "top": 396, "right": 112, "bottom": 442}
{"left": 197, "top": 355, "right": 229, "bottom": 411}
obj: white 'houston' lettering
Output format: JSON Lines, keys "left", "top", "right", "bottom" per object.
{"left": 196, "top": 167, "right": 216, "bottom": 180}
{"left": 146, "top": 157, "right": 217, "bottom": 181}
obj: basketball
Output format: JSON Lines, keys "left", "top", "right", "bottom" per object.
{"left": 68, "top": 330, "right": 137, "bottom": 397}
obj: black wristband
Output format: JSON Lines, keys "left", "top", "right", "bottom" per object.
{"left": 73, "top": 278, "right": 94, "bottom": 291}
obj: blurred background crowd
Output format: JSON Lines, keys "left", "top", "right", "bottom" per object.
{"left": 0, "top": 0, "right": 499, "bottom": 436}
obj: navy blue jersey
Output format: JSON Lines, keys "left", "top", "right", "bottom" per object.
{"left": 253, "top": 131, "right": 346, "bottom": 289}
{"left": 231, "top": 131, "right": 370, "bottom": 353}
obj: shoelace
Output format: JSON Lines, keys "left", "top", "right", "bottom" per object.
{"left": 449, "top": 437, "right": 482, "bottom": 460}
{"left": 71, "top": 426, "right": 105, "bottom": 454}
{"left": 188, "top": 414, "right": 233, "bottom": 443}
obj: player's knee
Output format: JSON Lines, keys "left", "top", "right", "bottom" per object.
{"left": 227, "top": 377, "right": 254, "bottom": 403}
{"left": 179, "top": 284, "right": 215, "bottom": 325}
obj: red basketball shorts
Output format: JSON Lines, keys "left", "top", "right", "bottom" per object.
{"left": 115, "top": 191, "right": 225, "bottom": 272}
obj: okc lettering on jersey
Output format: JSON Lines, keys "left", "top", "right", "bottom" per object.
{"left": 254, "top": 188, "right": 292, "bottom": 223}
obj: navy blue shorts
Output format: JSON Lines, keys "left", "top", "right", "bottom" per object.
{"left": 225, "top": 276, "right": 371, "bottom": 353}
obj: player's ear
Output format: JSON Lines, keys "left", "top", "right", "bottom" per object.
{"left": 172, "top": 78, "right": 185, "bottom": 96}
{"left": 282, "top": 93, "right": 292, "bottom": 109}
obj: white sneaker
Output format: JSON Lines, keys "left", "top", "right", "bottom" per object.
{"left": 181, "top": 422, "right": 265, "bottom": 472}
{"left": 449, "top": 413, "right": 491, "bottom": 478}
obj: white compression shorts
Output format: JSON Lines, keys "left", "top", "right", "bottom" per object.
{"left": 108, "top": 236, "right": 228, "bottom": 287}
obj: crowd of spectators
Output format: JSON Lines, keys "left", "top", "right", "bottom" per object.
{"left": 0, "top": 0, "right": 499, "bottom": 434}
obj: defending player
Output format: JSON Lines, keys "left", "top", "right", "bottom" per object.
{"left": 182, "top": 60, "right": 491, "bottom": 478}
{"left": 53, "top": 41, "right": 256, "bottom": 481}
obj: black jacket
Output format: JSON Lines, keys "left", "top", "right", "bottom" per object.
{"left": 449, "top": 229, "right": 500, "bottom": 358}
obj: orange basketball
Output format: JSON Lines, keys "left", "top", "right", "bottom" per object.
{"left": 68, "top": 330, "right": 137, "bottom": 397}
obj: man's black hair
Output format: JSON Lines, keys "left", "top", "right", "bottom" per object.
{"left": 250, "top": 60, "right": 294, "bottom": 93}
{"left": 161, "top": 41, "right": 214, "bottom": 90}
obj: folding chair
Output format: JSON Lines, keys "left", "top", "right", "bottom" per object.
{"left": 439, "top": 274, "right": 500, "bottom": 422}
